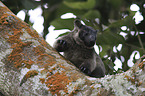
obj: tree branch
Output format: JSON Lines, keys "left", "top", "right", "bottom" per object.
{"left": 0, "top": 1, "right": 145, "bottom": 96}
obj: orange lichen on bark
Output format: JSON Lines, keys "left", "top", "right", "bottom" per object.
{"left": 0, "top": 12, "right": 15, "bottom": 25}
{"left": 33, "top": 45, "right": 46, "bottom": 55}
{"left": 49, "top": 70, "right": 53, "bottom": 73}
{"left": 38, "top": 53, "right": 56, "bottom": 67}
{"left": 0, "top": 3, "right": 13, "bottom": 15}
{"left": 0, "top": 4, "right": 39, "bottom": 37}
{"left": 25, "top": 70, "right": 38, "bottom": 79}
{"left": 6, "top": 27, "right": 32, "bottom": 69}
{"left": 124, "top": 75, "right": 135, "bottom": 84}
{"left": 40, "top": 54, "right": 55, "bottom": 60}
{"left": 8, "top": 40, "right": 32, "bottom": 68}
{"left": 33, "top": 46, "right": 56, "bottom": 68}
{"left": 7, "top": 29, "right": 22, "bottom": 43}
{"left": 38, "top": 54, "right": 51, "bottom": 60}
{"left": 45, "top": 72, "right": 72, "bottom": 95}
{"left": 38, "top": 39, "right": 51, "bottom": 49}
{"left": 22, "top": 60, "right": 34, "bottom": 69}
{"left": 13, "top": 55, "right": 23, "bottom": 68}
{"left": 40, "top": 78, "right": 45, "bottom": 84}
{"left": 20, "top": 70, "right": 38, "bottom": 86}
{"left": 4, "top": 16, "right": 33, "bottom": 69}
{"left": 1, "top": 2, "right": 57, "bottom": 70}
{"left": 3, "top": 15, "right": 35, "bottom": 69}
{"left": 46, "top": 60, "right": 56, "bottom": 66}
{"left": 40, "top": 57, "right": 56, "bottom": 69}
{"left": 138, "top": 61, "right": 145, "bottom": 70}
{"left": 124, "top": 75, "right": 142, "bottom": 86}
{"left": 0, "top": 14, "right": 9, "bottom": 25}
{"left": 59, "top": 64, "right": 71, "bottom": 71}
{"left": 26, "top": 28, "right": 39, "bottom": 38}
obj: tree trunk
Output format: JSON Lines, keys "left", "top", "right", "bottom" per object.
{"left": 0, "top": 1, "right": 145, "bottom": 96}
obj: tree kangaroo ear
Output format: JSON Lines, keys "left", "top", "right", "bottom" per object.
{"left": 74, "top": 19, "right": 83, "bottom": 28}
{"left": 96, "top": 30, "right": 98, "bottom": 34}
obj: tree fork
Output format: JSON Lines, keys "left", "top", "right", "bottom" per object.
{"left": 0, "top": 1, "right": 145, "bottom": 96}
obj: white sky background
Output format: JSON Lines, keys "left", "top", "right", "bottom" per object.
{"left": 17, "top": 4, "right": 143, "bottom": 71}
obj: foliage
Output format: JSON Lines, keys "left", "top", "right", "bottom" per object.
{"left": 1, "top": 0, "right": 145, "bottom": 75}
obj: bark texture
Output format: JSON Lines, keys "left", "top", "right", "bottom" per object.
{"left": 0, "top": 1, "right": 145, "bottom": 96}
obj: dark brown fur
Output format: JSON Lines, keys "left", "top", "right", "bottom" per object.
{"left": 53, "top": 20, "right": 105, "bottom": 78}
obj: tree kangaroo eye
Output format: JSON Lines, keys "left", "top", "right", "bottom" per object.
{"left": 84, "top": 32, "right": 88, "bottom": 36}
{"left": 80, "top": 30, "right": 88, "bottom": 36}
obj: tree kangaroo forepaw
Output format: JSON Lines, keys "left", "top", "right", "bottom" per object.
{"left": 79, "top": 66, "right": 91, "bottom": 75}
{"left": 57, "top": 40, "right": 67, "bottom": 46}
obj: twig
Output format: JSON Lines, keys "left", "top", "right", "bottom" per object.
{"left": 133, "top": 24, "right": 144, "bottom": 51}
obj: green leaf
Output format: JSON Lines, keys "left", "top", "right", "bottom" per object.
{"left": 21, "top": 0, "right": 39, "bottom": 10}
{"left": 99, "top": 45, "right": 112, "bottom": 56}
{"left": 56, "top": 32, "right": 70, "bottom": 39}
{"left": 55, "top": 4, "right": 86, "bottom": 18}
{"left": 96, "top": 30, "right": 125, "bottom": 46}
{"left": 51, "top": 18, "right": 75, "bottom": 30}
{"left": 63, "top": 0, "right": 96, "bottom": 10}
{"left": 83, "top": 10, "right": 101, "bottom": 19}
{"left": 103, "top": 59, "right": 116, "bottom": 74}
{"left": 109, "top": 15, "right": 135, "bottom": 29}
{"left": 96, "top": 15, "right": 134, "bottom": 46}
{"left": 109, "top": 0, "right": 122, "bottom": 9}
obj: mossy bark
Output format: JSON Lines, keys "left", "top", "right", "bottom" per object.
{"left": 0, "top": 1, "right": 145, "bottom": 96}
